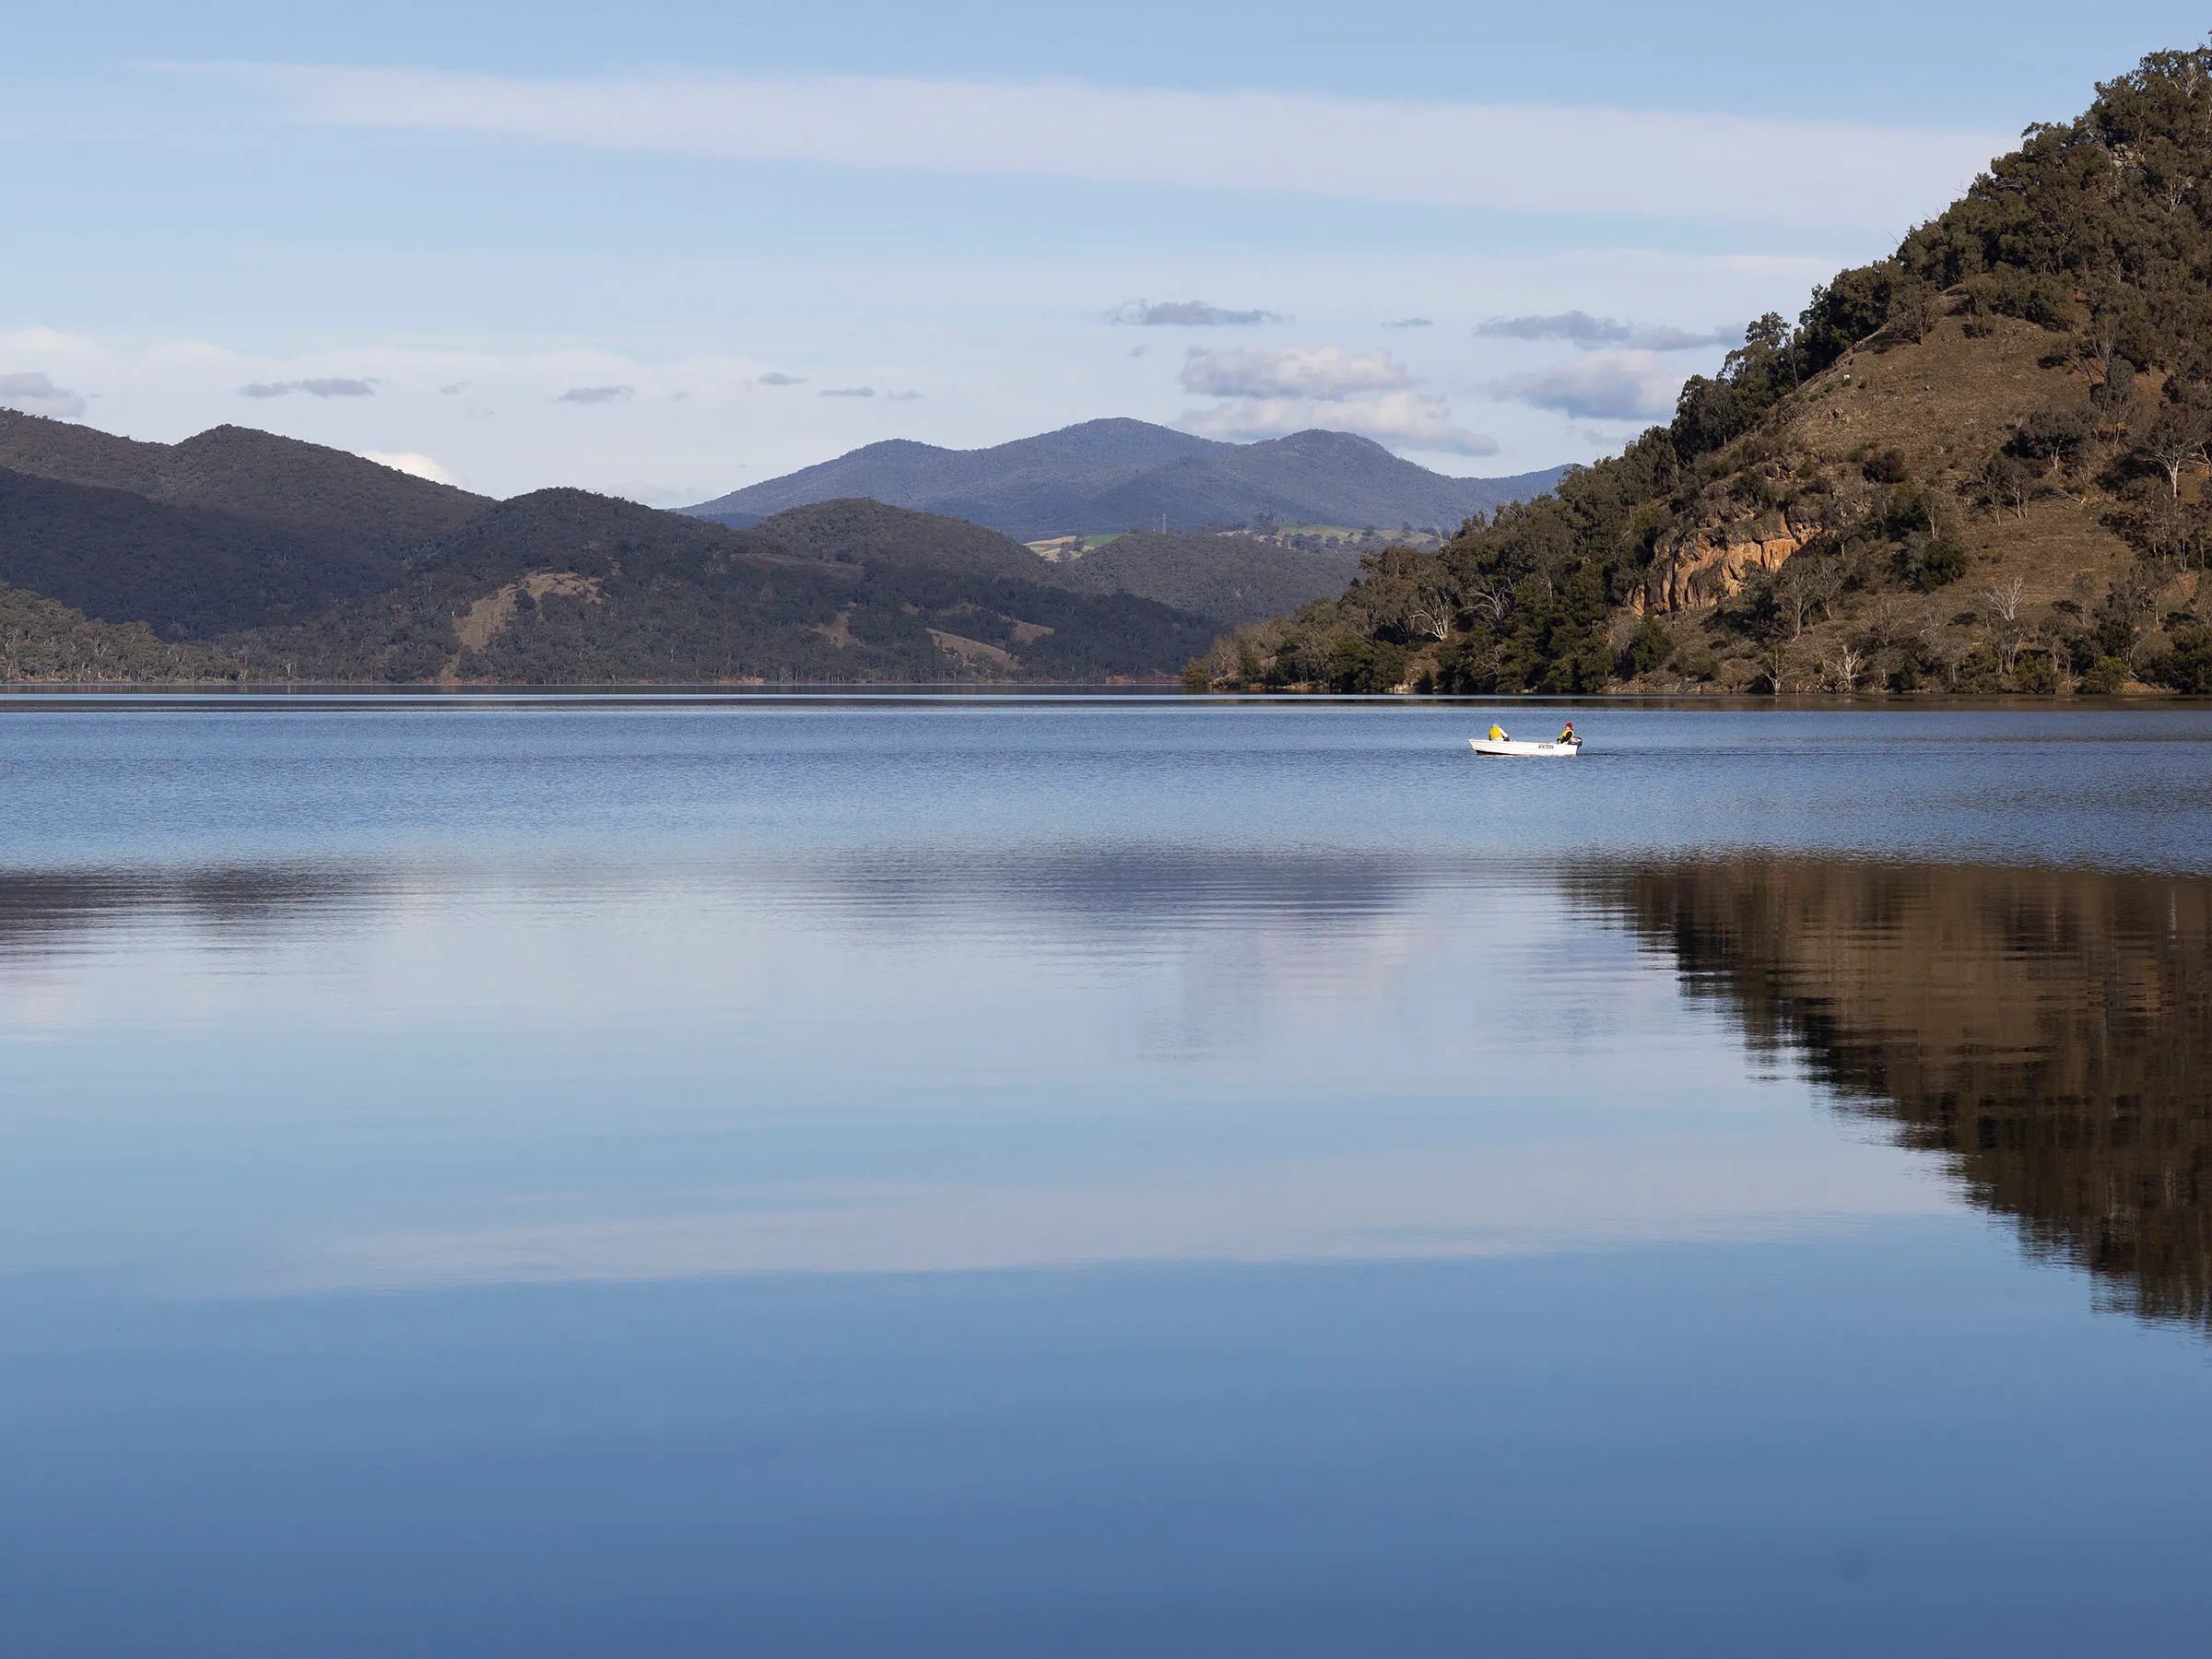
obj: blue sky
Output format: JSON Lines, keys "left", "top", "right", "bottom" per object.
{"left": 3, "top": 2, "right": 2204, "bottom": 502}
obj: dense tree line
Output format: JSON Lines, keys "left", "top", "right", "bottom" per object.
{"left": 0, "top": 583, "right": 235, "bottom": 682}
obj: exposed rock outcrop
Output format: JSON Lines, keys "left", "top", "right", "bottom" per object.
{"left": 1640, "top": 510, "right": 1821, "bottom": 613}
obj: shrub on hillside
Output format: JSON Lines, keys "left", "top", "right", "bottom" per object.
{"left": 2150, "top": 627, "right": 2212, "bottom": 693}
{"left": 2080, "top": 655, "right": 2132, "bottom": 694}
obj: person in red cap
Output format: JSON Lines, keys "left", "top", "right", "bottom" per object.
{"left": 1558, "top": 721, "right": 1577, "bottom": 745}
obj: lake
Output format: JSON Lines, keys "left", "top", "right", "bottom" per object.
{"left": 2, "top": 697, "right": 2209, "bottom": 1656}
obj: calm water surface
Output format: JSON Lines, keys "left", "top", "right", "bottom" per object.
{"left": 2, "top": 700, "right": 2209, "bottom": 1655}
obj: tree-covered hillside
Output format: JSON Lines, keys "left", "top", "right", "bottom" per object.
{"left": 232, "top": 490, "right": 1216, "bottom": 683}
{"left": 0, "top": 582, "right": 236, "bottom": 682}
{"left": 1052, "top": 531, "right": 1361, "bottom": 625}
{"left": 1210, "top": 44, "right": 2212, "bottom": 697}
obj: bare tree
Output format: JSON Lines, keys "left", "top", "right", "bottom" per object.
{"left": 1755, "top": 641, "right": 1794, "bottom": 693}
{"left": 1860, "top": 591, "right": 1914, "bottom": 649}
{"left": 1825, "top": 643, "right": 1865, "bottom": 692}
{"left": 1981, "top": 454, "right": 2033, "bottom": 520}
{"left": 2139, "top": 406, "right": 2208, "bottom": 499}
{"left": 1774, "top": 559, "right": 1843, "bottom": 640}
{"left": 1466, "top": 582, "right": 1513, "bottom": 627}
{"left": 1916, "top": 605, "right": 1966, "bottom": 690}
{"left": 1981, "top": 576, "right": 2027, "bottom": 626}
{"left": 1404, "top": 577, "right": 1458, "bottom": 643}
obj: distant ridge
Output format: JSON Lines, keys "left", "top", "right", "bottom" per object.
{"left": 0, "top": 410, "right": 489, "bottom": 556}
{"left": 682, "top": 418, "right": 1569, "bottom": 541}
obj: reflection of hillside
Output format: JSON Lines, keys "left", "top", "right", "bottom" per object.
{"left": 0, "top": 866, "right": 370, "bottom": 959}
{"left": 1582, "top": 860, "right": 2212, "bottom": 1331}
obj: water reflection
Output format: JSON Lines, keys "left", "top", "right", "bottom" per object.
{"left": 0, "top": 865, "right": 373, "bottom": 959}
{"left": 1583, "top": 859, "right": 2212, "bottom": 1331}
{"left": 6, "top": 843, "right": 2208, "bottom": 1328}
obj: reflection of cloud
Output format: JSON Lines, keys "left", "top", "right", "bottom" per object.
{"left": 1493, "top": 349, "right": 1687, "bottom": 420}
{"left": 1182, "top": 344, "right": 1412, "bottom": 401}
{"left": 758, "top": 371, "right": 805, "bottom": 385}
{"left": 1110, "top": 300, "right": 1282, "bottom": 326}
{"left": 292, "top": 1134, "right": 1944, "bottom": 1290}
{"left": 361, "top": 450, "right": 465, "bottom": 487}
{"left": 819, "top": 385, "right": 875, "bottom": 398}
{"left": 1478, "top": 312, "right": 1739, "bottom": 351}
{"left": 0, "top": 371, "right": 88, "bottom": 418}
{"left": 240, "top": 377, "right": 376, "bottom": 397}
{"left": 1181, "top": 391, "right": 1498, "bottom": 455}
{"left": 554, "top": 384, "right": 630, "bottom": 404}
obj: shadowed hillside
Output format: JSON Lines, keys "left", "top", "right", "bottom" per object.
{"left": 1052, "top": 531, "right": 1361, "bottom": 626}
{"left": 234, "top": 491, "right": 1215, "bottom": 683}
{"left": 0, "top": 411, "right": 489, "bottom": 557}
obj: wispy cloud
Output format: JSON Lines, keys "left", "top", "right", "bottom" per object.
{"left": 885, "top": 390, "right": 922, "bottom": 401}
{"left": 1181, "top": 392, "right": 1497, "bottom": 456}
{"left": 1109, "top": 300, "right": 1283, "bottom": 326}
{"left": 1383, "top": 318, "right": 1433, "bottom": 329}
{"left": 758, "top": 371, "right": 805, "bottom": 385}
{"left": 0, "top": 371, "right": 88, "bottom": 418}
{"left": 239, "top": 65, "right": 2006, "bottom": 228}
{"left": 240, "top": 376, "right": 375, "bottom": 397}
{"left": 1493, "top": 349, "right": 1687, "bottom": 421}
{"left": 818, "top": 385, "right": 875, "bottom": 398}
{"left": 554, "top": 384, "right": 630, "bottom": 404}
{"left": 1182, "top": 345, "right": 1413, "bottom": 401}
{"left": 1477, "top": 312, "right": 1739, "bottom": 351}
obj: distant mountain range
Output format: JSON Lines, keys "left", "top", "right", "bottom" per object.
{"left": 681, "top": 419, "right": 1569, "bottom": 541}
{"left": 0, "top": 410, "right": 1441, "bottom": 682}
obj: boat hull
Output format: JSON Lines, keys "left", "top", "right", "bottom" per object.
{"left": 1468, "top": 738, "right": 1582, "bottom": 758}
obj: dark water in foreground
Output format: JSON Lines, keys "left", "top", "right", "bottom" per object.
{"left": 2, "top": 700, "right": 2209, "bottom": 1656}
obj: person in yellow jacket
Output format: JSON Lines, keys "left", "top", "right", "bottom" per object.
{"left": 1559, "top": 722, "right": 1577, "bottom": 745}
{"left": 1487, "top": 723, "right": 1508, "bottom": 742}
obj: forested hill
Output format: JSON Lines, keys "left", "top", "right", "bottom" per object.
{"left": 0, "top": 404, "right": 1464, "bottom": 681}
{"left": 684, "top": 419, "right": 1568, "bottom": 541}
{"left": 1214, "top": 44, "right": 2212, "bottom": 697}
{"left": 0, "top": 411, "right": 490, "bottom": 559}
{"left": 223, "top": 492, "right": 1219, "bottom": 684}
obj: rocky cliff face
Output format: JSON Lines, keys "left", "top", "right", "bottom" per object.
{"left": 1641, "top": 509, "right": 1822, "bottom": 613}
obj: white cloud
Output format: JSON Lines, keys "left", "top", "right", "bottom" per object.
{"left": 1182, "top": 344, "right": 1414, "bottom": 401}
{"left": 1493, "top": 349, "right": 1688, "bottom": 421}
{"left": 554, "top": 384, "right": 630, "bottom": 404}
{"left": 1180, "top": 391, "right": 1498, "bottom": 456}
{"left": 0, "top": 371, "right": 88, "bottom": 418}
{"left": 818, "top": 385, "right": 875, "bottom": 398}
{"left": 757, "top": 371, "right": 805, "bottom": 385}
{"left": 241, "top": 65, "right": 2006, "bottom": 229}
{"left": 361, "top": 450, "right": 465, "bottom": 487}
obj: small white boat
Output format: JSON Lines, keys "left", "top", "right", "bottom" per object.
{"left": 1468, "top": 735, "right": 1582, "bottom": 758}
